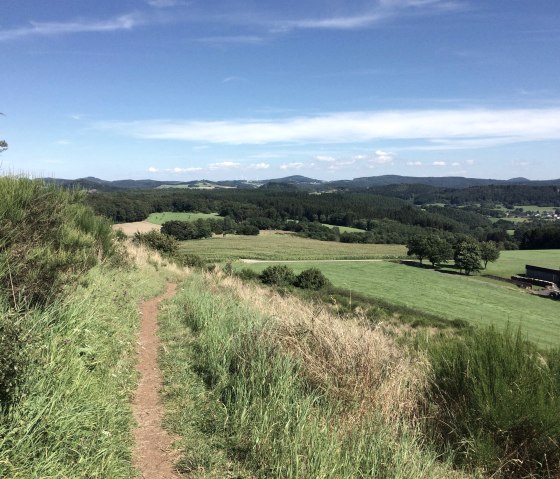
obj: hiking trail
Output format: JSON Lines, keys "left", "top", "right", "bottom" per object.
{"left": 132, "top": 283, "right": 179, "bottom": 479}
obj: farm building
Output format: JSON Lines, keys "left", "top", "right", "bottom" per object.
{"left": 525, "top": 265, "right": 560, "bottom": 286}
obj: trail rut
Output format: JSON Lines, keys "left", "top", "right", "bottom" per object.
{"left": 132, "top": 283, "right": 179, "bottom": 479}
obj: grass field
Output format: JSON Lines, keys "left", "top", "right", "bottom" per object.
{"left": 483, "top": 249, "right": 560, "bottom": 278}
{"left": 178, "top": 232, "right": 407, "bottom": 261}
{"left": 146, "top": 211, "right": 221, "bottom": 224}
{"left": 238, "top": 258, "right": 560, "bottom": 347}
{"left": 322, "top": 223, "right": 366, "bottom": 233}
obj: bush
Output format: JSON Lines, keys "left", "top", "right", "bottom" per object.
{"left": 235, "top": 268, "right": 261, "bottom": 282}
{"left": 425, "top": 326, "right": 560, "bottom": 478}
{"left": 260, "top": 265, "right": 295, "bottom": 287}
{"left": 176, "top": 253, "right": 206, "bottom": 269}
{"left": 294, "top": 268, "right": 330, "bottom": 290}
{"left": 133, "top": 230, "right": 178, "bottom": 255}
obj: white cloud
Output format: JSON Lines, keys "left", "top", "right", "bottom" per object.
{"left": 208, "top": 161, "right": 241, "bottom": 170}
{"left": 0, "top": 13, "right": 144, "bottom": 41}
{"left": 96, "top": 108, "right": 560, "bottom": 149}
{"left": 55, "top": 139, "right": 70, "bottom": 146}
{"left": 451, "top": 161, "right": 460, "bottom": 166}
{"left": 167, "top": 167, "right": 203, "bottom": 173}
{"left": 249, "top": 162, "right": 270, "bottom": 170}
{"left": 148, "top": 166, "right": 159, "bottom": 173}
{"left": 407, "top": 161, "right": 423, "bottom": 166}
{"left": 465, "top": 159, "right": 475, "bottom": 165}
{"left": 280, "top": 162, "right": 305, "bottom": 170}
{"left": 373, "top": 149, "right": 394, "bottom": 164}
{"left": 433, "top": 161, "right": 447, "bottom": 166}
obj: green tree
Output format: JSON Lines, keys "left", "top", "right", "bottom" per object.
{"left": 425, "top": 234, "right": 453, "bottom": 268}
{"left": 454, "top": 238, "right": 482, "bottom": 275}
{"left": 406, "top": 235, "right": 429, "bottom": 264}
{"left": 480, "top": 241, "right": 500, "bottom": 268}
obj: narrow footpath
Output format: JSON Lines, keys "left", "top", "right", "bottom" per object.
{"left": 132, "top": 283, "right": 179, "bottom": 479}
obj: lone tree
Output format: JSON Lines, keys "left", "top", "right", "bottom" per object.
{"left": 454, "top": 238, "right": 482, "bottom": 275}
{"left": 480, "top": 241, "right": 500, "bottom": 269}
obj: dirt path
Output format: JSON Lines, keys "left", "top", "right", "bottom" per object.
{"left": 132, "top": 283, "right": 179, "bottom": 479}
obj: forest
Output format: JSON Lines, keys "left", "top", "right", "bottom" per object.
{"left": 88, "top": 184, "right": 560, "bottom": 249}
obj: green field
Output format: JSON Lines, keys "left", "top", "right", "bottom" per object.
{"left": 146, "top": 211, "right": 221, "bottom": 224}
{"left": 484, "top": 249, "right": 560, "bottom": 278}
{"left": 179, "top": 233, "right": 407, "bottom": 261}
{"left": 517, "top": 205, "right": 558, "bottom": 212}
{"left": 322, "top": 223, "right": 366, "bottom": 233}
{"left": 239, "top": 257, "right": 560, "bottom": 347}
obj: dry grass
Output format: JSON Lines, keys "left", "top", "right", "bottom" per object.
{"left": 124, "top": 241, "right": 188, "bottom": 279}
{"left": 210, "top": 272, "right": 428, "bottom": 424}
{"left": 112, "top": 221, "right": 161, "bottom": 236}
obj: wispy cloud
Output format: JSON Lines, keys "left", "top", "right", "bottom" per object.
{"left": 0, "top": 13, "right": 144, "bottom": 41}
{"left": 96, "top": 108, "right": 560, "bottom": 149}
{"left": 268, "top": 0, "right": 466, "bottom": 32}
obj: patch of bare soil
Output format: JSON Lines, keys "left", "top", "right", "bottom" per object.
{"left": 113, "top": 221, "right": 161, "bottom": 236}
{"left": 132, "top": 283, "right": 179, "bottom": 479}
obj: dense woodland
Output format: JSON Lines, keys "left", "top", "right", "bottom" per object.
{"left": 88, "top": 183, "right": 560, "bottom": 249}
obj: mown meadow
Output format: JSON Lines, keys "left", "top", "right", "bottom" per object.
{"left": 178, "top": 232, "right": 407, "bottom": 261}
{"left": 237, "top": 253, "right": 560, "bottom": 347}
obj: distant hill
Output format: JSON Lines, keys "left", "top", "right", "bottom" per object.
{"left": 43, "top": 174, "right": 560, "bottom": 191}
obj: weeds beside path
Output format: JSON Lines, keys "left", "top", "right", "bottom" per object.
{"left": 133, "top": 283, "right": 180, "bottom": 479}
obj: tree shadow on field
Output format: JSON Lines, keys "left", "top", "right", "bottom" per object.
{"left": 400, "top": 259, "right": 433, "bottom": 269}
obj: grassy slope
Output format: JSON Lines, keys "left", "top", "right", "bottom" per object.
{"left": 146, "top": 212, "right": 221, "bottom": 225}
{"left": 179, "top": 233, "right": 407, "bottom": 261}
{"left": 0, "top": 250, "right": 178, "bottom": 478}
{"left": 159, "top": 272, "right": 466, "bottom": 479}
{"left": 240, "top": 259, "right": 560, "bottom": 347}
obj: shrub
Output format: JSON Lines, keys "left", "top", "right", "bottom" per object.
{"left": 260, "top": 265, "right": 295, "bottom": 287}
{"left": 235, "top": 268, "right": 261, "bottom": 282}
{"left": 294, "top": 268, "right": 330, "bottom": 290}
{"left": 133, "top": 230, "right": 178, "bottom": 255}
{"left": 425, "top": 326, "right": 560, "bottom": 478}
{"left": 176, "top": 253, "right": 206, "bottom": 269}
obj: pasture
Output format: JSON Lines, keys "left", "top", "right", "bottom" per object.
{"left": 484, "top": 249, "right": 560, "bottom": 278}
{"left": 179, "top": 232, "right": 407, "bottom": 261}
{"left": 239, "top": 258, "right": 560, "bottom": 347}
{"left": 322, "top": 223, "right": 366, "bottom": 233}
{"left": 146, "top": 211, "right": 221, "bottom": 224}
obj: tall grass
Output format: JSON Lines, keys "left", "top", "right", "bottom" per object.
{"left": 424, "top": 327, "right": 560, "bottom": 478}
{"left": 0, "top": 263, "right": 167, "bottom": 478}
{"left": 0, "top": 177, "right": 114, "bottom": 306}
{"left": 159, "top": 273, "right": 467, "bottom": 478}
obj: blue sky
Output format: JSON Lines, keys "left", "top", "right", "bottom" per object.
{"left": 1, "top": 0, "right": 559, "bottom": 181}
